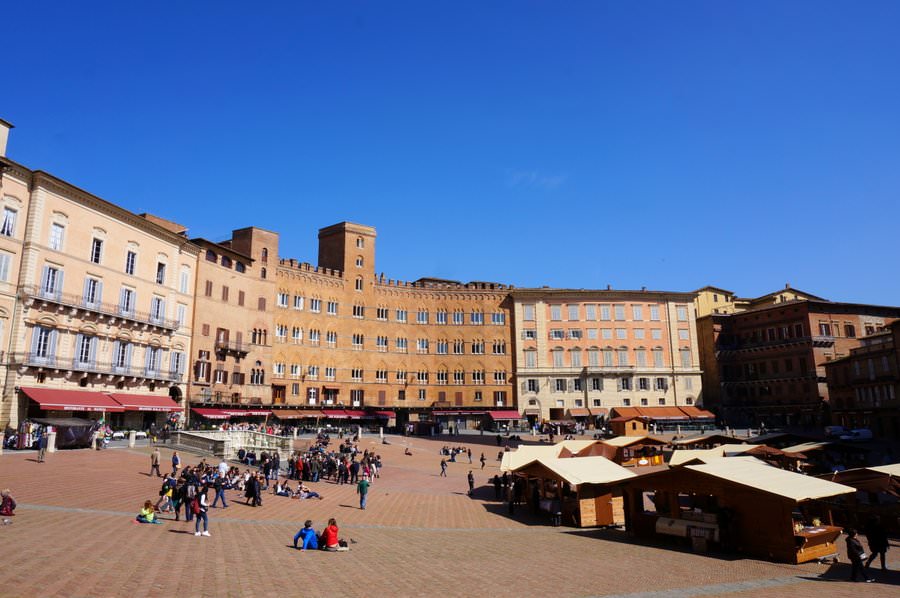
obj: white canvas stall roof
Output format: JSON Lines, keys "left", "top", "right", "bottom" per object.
{"left": 601, "top": 435, "right": 660, "bottom": 448}
{"left": 500, "top": 440, "right": 602, "bottom": 471}
{"left": 669, "top": 444, "right": 756, "bottom": 466}
{"left": 868, "top": 463, "right": 900, "bottom": 476}
{"left": 686, "top": 458, "right": 855, "bottom": 502}
{"left": 515, "top": 456, "right": 637, "bottom": 486}
{"left": 781, "top": 441, "right": 833, "bottom": 453}
{"left": 500, "top": 444, "right": 563, "bottom": 471}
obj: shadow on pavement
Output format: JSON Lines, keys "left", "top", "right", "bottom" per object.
{"left": 563, "top": 528, "right": 746, "bottom": 562}
{"left": 798, "top": 563, "right": 900, "bottom": 586}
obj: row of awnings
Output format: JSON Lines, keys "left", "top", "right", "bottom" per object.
{"left": 432, "top": 410, "right": 524, "bottom": 420}
{"left": 21, "top": 387, "right": 180, "bottom": 413}
{"left": 191, "top": 408, "right": 399, "bottom": 420}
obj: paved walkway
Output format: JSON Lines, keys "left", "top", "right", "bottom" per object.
{"left": 0, "top": 435, "right": 896, "bottom": 597}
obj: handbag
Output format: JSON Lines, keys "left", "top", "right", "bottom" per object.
{"left": 859, "top": 551, "right": 868, "bottom": 560}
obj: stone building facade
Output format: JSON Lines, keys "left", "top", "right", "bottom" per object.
{"left": 510, "top": 289, "right": 703, "bottom": 425}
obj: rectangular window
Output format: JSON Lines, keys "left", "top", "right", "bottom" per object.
{"left": 571, "top": 350, "right": 582, "bottom": 368}
{"left": 632, "top": 305, "right": 643, "bottom": 321}
{"left": 396, "top": 337, "right": 408, "bottom": 352}
{"left": 155, "top": 262, "right": 166, "bottom": 285}
{"left": 49, "top": 223, "right": 64, "bottom": 251}
{"left": 90, "top": 238, "right": 103, "bottom": 264}
{"left": 277, "top": 292, "right": 289, "bottom": 307}
{"left": 238, "top": 290, "right": 245, "bottom": 306}
{"left": 83, "top": 277, "right": 102, "bottom": 307}
{"left": 567, "top": 305, "right": 579, "bottom": 321}
{"left": 649, "top": 305, "right": 660, "bottom": 321}
{"left": 591, "top": 378, "right": 602, "bottom": 391}
{"left": 294, "top": 295, "right": 304, "bottom": 310}
{"left": 620, "top": 377, "right": 632, "bottom": 391}
{"left": 417, "top": 310, "right": 428, "bottom": 324}
{"left": 119, "top": 288, "right": 135, "bottom": 316}
{"left": 327, "top": 301, "right": 338, "bottom": 315}
{"left": 0, "top": 208, "right": 17, "bottom": 237}
{"left": 552, "top": 350, "right": 564, "bottom": 367}
{"left": 618, "top": 349, "right": 629, "bottom": 366}
{"left": 678, "top": 329, "right": 690, "bottom": 340}
{"left": 653, "top": 349, "right": 664, "bottom": 368}
{"left": 522, "top": 329, "right": 537, "bottom": 340}
{"left": 377, "top": 307, "right": 389, "bottom": 320}
{"left": 309, "top": 298, "right": 321, "bottom": 313}
{"left": 676, "top": 306, "right": 688, "bottom": 321}
{"left": 615, "top": 328, "right": 627, "bottom": 340}
{"left": 125, "top": 251, "right": 137, "bottom": 276}
{"left": 585, "top": 304, "right": 597, "bottom": 320}
{"left": 550, "top": 329, "right": 564, "bottom": 340}
{"left": 651, "top": 329, "right": 662, "bottom": 340}
{"left": 526, "top": 379, "right": 539, "bottom": 392}
{"left": 568, "top": 329, "right": 582, "bottom": 340}
{"left": 655, "top": 377, "right": 668, "bottom": 391}
{"left": 523, "top": 304, "right": 535, "bottom": 321}
{"left": 396, "top": 309, "right": 407, "bottom": 323}
{"left": 258, "top": 297, "right": 266, "bottom": 311}
{"left": 614, "top": 304, "right": 626, "bottom": 321}
{"left": 633, "top": 329, "right": 645, "bottom": 340}
{"left": 599, "top": 304, "right": 611, "bottom": 321}
{"left": 453, "top": 310, "right": 464, "bottom": 325}
{"left": 470, "top": 311, "right": 484, "bottom": 325}
{"left": 437, "top": 340, "right": 448, "bottom": 354}
{"left": 353, "top": 305, "right": 365, "bottom": 318}
{"left": 221, "top": 286, "right": 229, "bottom": 302}
{"left": 179, "top": 268, "right": 189, "bottom": 294}
{"left": 550, "top": 305, "right": 562, "bottom": 321}
{"left": 491, "top": 312, "right": 505, "bottom": 325}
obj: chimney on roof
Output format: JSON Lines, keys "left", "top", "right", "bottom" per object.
{"left": 785, "top": 282, "right": 791, "bottom": 289}
{"left": 0, "top": 119, "right": 13, "bottom": 158}
{"left": 607, "top": 284, "right": 612, "bottom": 290}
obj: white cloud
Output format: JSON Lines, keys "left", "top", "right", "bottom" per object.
{"left": 505, "top": 169, "right": 568, "bottom": 190}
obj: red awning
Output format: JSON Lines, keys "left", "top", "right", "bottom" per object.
{"left": 343, "top": 409, "right": 368, "bottom": 419}
{"left": 374, "top": 410, "right": 396, "bottom": 418}
{"left": 108, "top": 393, "right": 181, "bottom": 412}
{"left": 322, "top": 409, "right": 349, "bottom": 418}
{"left": 191, "top": 408, "right": 230, "bottom": 420}
{"left": 22, "top": 387, "right": 125, "bottom": 412}
{"left": 680, "top": 406, "right": 715, "bottom": 419}
{"left": 568, "top": 408, "right": 591, "bottom": 417}
{"left": 222, "top": 409, "right": 271, "bottom": 417}
{"left": 433, "top": 410, "right": 487, "bottom": 416}
{"left": 487, "top": 410, "right": 524, "bottom": 420}
{"left": 272, "top": 409, "right": 325, "bottom": 419}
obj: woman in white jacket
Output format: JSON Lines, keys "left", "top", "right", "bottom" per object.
{"left": 194, "top": 485, "right": 210, "bottom": 537}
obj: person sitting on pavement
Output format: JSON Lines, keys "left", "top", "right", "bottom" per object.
{"left": 136, "top": 500, "right": 163, "bottom": 524}
{"left": 293, "top": 519, "right": 319, "bottom": 551}
{"left": 0, "top": 489, "right": 16, "bottom": 516}
{"left": 274, "top": 480, "right": 292, "bottom": 497}
{"left": 294, "top": 483, "right": 324, "bottom": 500}
{"left": 320, "top": 518, "right": 349, "bottom": 551}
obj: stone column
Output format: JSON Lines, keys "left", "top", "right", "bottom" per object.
{"left": 47, "top": 431, "right": 57, "bottom": 453}
{"left": 128, "top": 430, "right": 136, "bottom": 448}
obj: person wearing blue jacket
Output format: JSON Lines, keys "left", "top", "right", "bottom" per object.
{"left": 293, "top": 519, "right": 319, "bottom": 551}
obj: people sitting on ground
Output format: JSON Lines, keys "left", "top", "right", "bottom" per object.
{"left": 0, "top": 489, "right": 16, "bottom": 516}
{"left": 136, "top": 500, "right": 162, "bottom": 524}
{"left": 293, "top": 519, "right": 319, "bottom": 551}
{"left": 294, "top": 483, "right": 324, "bottom": 500}
{"left": 404, "top": 447, "right": 412, "bottom": 456}
{"left": 274, "top": 480, "right": 292, "bottom": 497}
{"left": 320, "top": 517, "right": 349, "bottom": 551}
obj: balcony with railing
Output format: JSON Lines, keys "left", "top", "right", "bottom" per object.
{"left": 214, "top": 339, "right": 250, "bottom": 356}
{"left": 21, "top": 286, "right": 179, "bottom": 332}
{"left": 12, "top": 352, "right": 183, "bottom": 382}
{"left": 189, "top": 392, "right": 267, "bottom": 406}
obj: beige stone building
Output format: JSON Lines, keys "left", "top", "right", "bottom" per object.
{"left": 0, "top": 121, "right": 198, "bottom": 429}
{"left": 272, "top": 222, "right": 514, "bottom": 430}
{"left": 186, "top": 228, "right": 277, "bottom": 421}
{"left": 511, "top": 289, "right": 703, "bottom": 426}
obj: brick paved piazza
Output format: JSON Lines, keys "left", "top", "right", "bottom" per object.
{"left": 0, "top": 435, "right": 896, "bottom": 598}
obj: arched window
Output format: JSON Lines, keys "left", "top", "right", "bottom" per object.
{"left": 261, "top": 248, "right": 268, "bottom": 263}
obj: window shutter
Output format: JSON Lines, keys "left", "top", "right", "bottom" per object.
{"left": 112, "top": 340, "right": 120, "bottom": 368}
{"left": 55, "top": 271, "right": 64, "bottom": 299}
{"left": 29, "top": 327, "right": 40, "bottom": 357}
{"left": 521, "top": 380, "right": 527, "bottom": 392}
{"left": 205, "top": 362, "right": 211, "bottom": 383}
{"left": 74, "top": 333, "right": 84, "bottom": 363}
{"left": 96, "top": 281, "right": 103, "bottom": 305}
{"left": 169, "top": 352, "right": 177, "bottom": 376}
{"left": 82, "top": 278, "right": 90, "bottom": 305}
{"left": 119, "top": 288, "right": 126, "bottom": 314}
{"left": 88, "top": 336, "right": 98, "bottom": 366}
{"left": 125, "top": 343, "right": 133, "bottom": 368}
{"left": 159, "top": 299, "right": 166, "bottom": 320}
{"left": 48, "top": 330, "right": 59, "bottom": 360}
{"left": 40, "top": 266, "right": 50, "bottom": 295}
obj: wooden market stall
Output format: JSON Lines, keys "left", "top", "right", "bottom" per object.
{"left": 512, "top": 456, "right": 636, "bottom": 527}
{"left": 499, "top": 439, "right": 600, "bottom": 471}
{"left": 600, "top": 435, "right": 668, "bottom": 467}
{"left": 811, "top": 463, "right": 900, "bottom": 535}
{"left": 620, "top": 459, "right": 855, "bottom": 563}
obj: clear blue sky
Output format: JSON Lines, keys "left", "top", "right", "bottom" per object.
{"left": 4, "top": 2, "right": 899, "bottom": 304}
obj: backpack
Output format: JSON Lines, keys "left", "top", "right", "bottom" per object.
{"left": 191, "top": 496, "right": 201, "bottom": 515}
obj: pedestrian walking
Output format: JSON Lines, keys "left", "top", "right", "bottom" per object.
{"left": 193, "top": 485, "right": 210, "bottom": 537}
{"left": 171, "top": 451, "right": 181, "bottom": 477}
{"left": 480, "top": 453, "right": 486, "bottom": 470}
{"left": 846, "top": 528, "right": 873, "bottom": 582}
{"left": 467, "top": 448, "right": 472, "bottom": 464}
{"left": 439, "top": 458, "right": 448, "bottom": 477}
{"left": 864, "top": 515, "right": 889, "bottom": 571}
{"left": 149, "top": 447, "right": 161, "bottom": 477}
{"left": 467, "top": 470, "right": 475, "bottom": 496}
{"left": 212, "top": 474, "right": 228, "bottom": 508}
{"left": 357, "top": 474, "right": 370, "bottom": 510}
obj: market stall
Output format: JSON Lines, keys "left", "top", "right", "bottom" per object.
{"left": 812, "top": 463, "right": 900, "bottom": 535}
{"left": 512, "top": 456, "right": 636, "bottom": 527}
{"left": 620, "top": 459, "right": 855, "bottom": 563}
{"left": 600, "top": 435, "right": 668, "bottom": 467}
